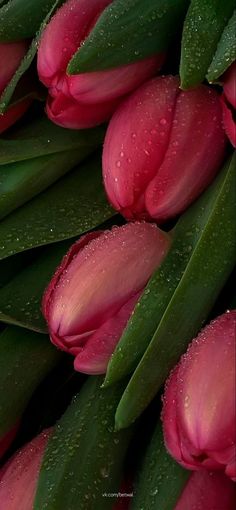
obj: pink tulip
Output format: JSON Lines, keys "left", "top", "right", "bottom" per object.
{"left": 162, "top": 310, "right": 236, "bottom": 481}
{"left": 0, "top": 429, "right": 51, "bottom": 510}
{"left": 103, "top": 75, "right": 226, "bottom": 223}
{"left": 42, "top": 223, "right": 171, "bottom": 375}
{"left": 221, "top": 62, "right": 236, "bottom": 147}
{"left": 37, "top": 0, "right": 164, "bottom": 129}
{"left": 0, "top": 42, "right": 31, "bottom": 134}
{"left": 175, "top": 471, "right": 236, "bottom": 510}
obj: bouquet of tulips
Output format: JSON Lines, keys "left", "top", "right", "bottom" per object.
{"left": 0, "top": 0, "right": 235, "bottom": 508}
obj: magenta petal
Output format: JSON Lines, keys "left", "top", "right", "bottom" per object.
{"left": 46, "top": 92, "right": 120, "bottom": 129}
{"left": 223, "top": 62, "right": 236, "bottom": 109}
{"left": 74, "top": 292, "right": 142, "bottom": 374}
{"left": 145, "top": 85, "right": 226, "bottom": 221}
{"left": 69, "top": 56, "right": 165, "bottom": 104}
{"left": 0, "top": 42, "right": 28, "bottom": 94}
{"left": 103, "top": 76, "right": 179, "bottom": 216}
{"left": 37, "top": 0, "right": 112, "bottom": 86}
{"left": 175, "top": 471, "right": 236, "bottom": 510}
{"left": 0, "top": 430, "right": 51, "bottom": 510}
{"left": 221, "top": 94, "right": 236, "bottom": 148}
{"left": 0, "top": 425, "right": 19, "bottom": 460}
{"left": 162, "top": 311, "right": 236, "bottom": 480}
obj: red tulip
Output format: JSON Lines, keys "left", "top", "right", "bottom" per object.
{"left": 42, "top": 223, "right": 171, "bottom": 375}
{"left": 221, "top": 62, "right": 236, "bottom": 147}
{"left": 37, "top": 0, "right": 164, "bottom": 129}
{"left": 175, "top": 471, "right": 236, "bottom": 510}
{"left": 0, "top": 42, "right": 31, "bottom": 134}
{"left": 103, "top": 75, "right": 226, "bottom": 223}
{"left": 0, "top": 429, "right": 51, "bottom": 510}
{"left": 162, "top": 311, "right": 236, "bottom": 481}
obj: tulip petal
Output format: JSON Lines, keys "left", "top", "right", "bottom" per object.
{"left": 0, "top": 98, "right": 32, "bottom": 135}
{"left": 46, "top": 223, "right": 170, "bottom": 339}
{"left": 0, "top": 42, "right": 28, "bottom": 94}
{"left": 46, "top": 91, "right": 120, "bottom": 129}
{"left": 221, "top": 94, "right": 236, "bottom": 148}
{"left": 223, "top": 62, "right": 236, "bottom": 109}
{"left": 175, "top": 471, "right": 236, "bottom": 510}
{"left": 162, "top": 311, "right": 236, "bottom": 479}
{"left": 74, "top": 291, "right": 142, "bottom": 374}
{"left": 37, "top": 0, "right": 112, "bottom": 87}
{"left": 0, "top": 424, "right": 18, "bottom": 460}
{"left": 0, "top": 430, "right": 51, "bottom": 510}
{"left": 103, "top": 76, "right": 179, "bottom": 216}
{"left": 69, "top": 56, "right": 165, "bottom": 104}
{"left": 145, "top": 86, "right": 226, "bottom": 221}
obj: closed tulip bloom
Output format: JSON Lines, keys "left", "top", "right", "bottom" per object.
{"left": 175, "top": 471, "right": 236, "bottom": 510}
{"left": 0, "top": 42, "right": 31, "bottom": 134}
{"left": 43, "top": 223, "right": 171, "bottom": 375}
{"left": 221, "top": 62, "right": 236, "bottom": 147}
{"left": 162, "top": 311, "right": 236, "bottom": 481}
{"left": 103, "top": 75, "right": 226, "bottom": 222}
{"left": 0, "top": 429, "right": 51, "bottom": 510}
{"left": 37, "top": 0, "right": 164, "bottom": 129}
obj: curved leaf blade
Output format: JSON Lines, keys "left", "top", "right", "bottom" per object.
{"left": 0, "top": 0, "right": 62, "bottom": 41}
{"left": 207, "top": 10, "right": 236, "bottom": 82}
{"left": 180, "top": 0, "right": 235, "bottom": 89}
{"left": 131, "top": 421, "right": 189, "bottom": 510}
{"left": 0, "top": 154, "right": 113, "bottom": 261}
{"left": 0, "top": 116, "right": 104, "bottom": 164}
{"left": 114, "top": 153, "right": 236, "bottom": 429}
{"left": 0, "top": 326, "right": 61, "bottom": 437}
{"left": 68, "top": 0, "right": 189, "bottom": 74}
{"left": 34, "top": 376, "right": 133, "bottom": 510}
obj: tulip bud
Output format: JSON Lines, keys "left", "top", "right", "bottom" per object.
{"left": 0, "top": 42, "right": 31, "bottom": 134}
{"left": 0, "top": 429, "right": 51, "bottom": 510}
{"left": 103, "top": 75, "right": 226, "bottom": 223}
{"left": 162, "top": 310, "right": 236, "bottom": 481}
{"left": 175, "top": 471, "right": 236, "bottom": 510}
{"left": 43, "top": 223, "right": 171, "bottom": 375}
{"left": 37, "top": 0, "right": 164, "bottom": 129}
{"left": 221, "top": 62, "right": 236, "bottom": 147}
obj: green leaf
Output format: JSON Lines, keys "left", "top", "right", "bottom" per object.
{"left": 0, "top": 0, "right": 63, "bottom": 112}
{"left": 0, "top": 239, "right": 73, "bottom": 332}
{"left": 113, "top": 153, "right": 236, "bottom": 429}
{"left": 131, "top": 421, "right": 189, "bottom": 510}
{"left": 0, "top": 126, "right": 104, "bottom": 220}
{"left": 34, "top": 376, "right": 133, "bottom": 510}
{"left": 0, "top": 240, "right": 70, "bottom": 332}
{"left": 0, "top": 154, "right": 114, "bottom": 261}
{"left": 207, "top": 10, "right": 236, "bottom": 82}
{"left": 0, "top": 326, "right": 61, "bottom": 437}
{"left": 104, "top": 155, "right": 235, "bottom": 388}
{"left": 68, "top": 0, "right": 189, "bottom": 74}
{"left": 0, "top": 115, "right": 104, "bottom": 164}
{"left": 0, "top": 0, "right": 63, "bottom": 41}
{"left": 180, "top": 0, "right": 235, "bottom": 89}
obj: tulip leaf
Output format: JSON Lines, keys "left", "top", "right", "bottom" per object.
{"left": 0, "top": 326, "right": 62, "bottom": 438}
{"left": 0, "top": 126, "right": 104, "bottom": 220}
{"left": 207, "top": 10, "right": 236, "bottom": 82}
{"left": 34, "top": 376, "right": 133, "bottom": 510}
{"left": 111, "top": 153, "right": 236, "bottom": 429}
{"left": 0, "top": 239, "right": 73, "bottom": 333}
{"left": 0, "top": 154, "right": 114, "bottom": 261}
{"left": 0, "top": 115, "right": 104, "bottom": 164}
{"left": 68, "top": 0, "right": 189, "bottom": 74}
{"left": 180, "top": 0, "right": 235, "bottom": 89}
{"left": 0, "top": 0, "right": 63, "bottom": 41}
{"left": 131, "top": 421, "right": 189, "bottom": 510}
{"left": 0, "top": 0, "right": 63, "bottom": 112}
